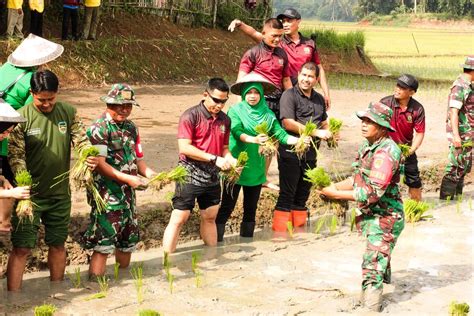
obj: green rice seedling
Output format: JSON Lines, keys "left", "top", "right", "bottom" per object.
{"left": 469, "top": 197, "right": 472, "bottom": 210}
{"left": 191, "top": 252, "right": 202, "bottom": 288}
{"left": 14, "top": 170, "right": 35, "bottom": 222}
{"left": 294, "top": 121, "right": 316, "bottom": 159}
{"left": 404, "top": 199, "right": 432, "bottom": 223}
{"left": 163, "top": 251, "right": 174, "bottom": 294}
{"left": 449, "top": 300, "right": 470, "bottom": 316}
{"left": 66, "top": 267, "right": 82, "bottom": 288}
{"left": 255, "top": 122, "right": 278, "bottom": 157}
{"left": 130, "top": 263, "right": 144, "bottom": 304}
{"left": 446, "top": 195, "right": 452, "bottom": 206}
{"left": 34, "top": 304, "right": 57, "bottom": 316}
{"left": 350, "top": 209, "right": 357, "bottom": 232}
{"left": 304, "top": 167, "right": 331, "bottom": 190}
{"left": 220, "top": 151, "right": 248, "bottom": 187}
{"left": 456, "top": 195, "right": 463, "bottom": 214}
{"left": 97, "top": 275, "right": 109, "bottom": 293}
{"left": 85, "top": 292, "right": 106, "bottom": 301}
{"left": 286, "top": 221, "right": 294, "bottom": 238}
{"left": 329, "top": 215, "right": 338, "bottom": 235}
{"left": 314, "top": 217, "right": 325, "bottom": 234}
{"left": 114, "top": 262, "right": 120, "bottom": 281}
{"left": 398, "top": 144, "right": 412, "bottom": 158}
{"left": 461, "top": 140, "right": 473, "bottom": 148}
{"left": 327, "top": 118, "right": 343, "bottom": 148}
{"left": 148, "top": 165, "right": 188, "bottom": 192}
{"left": 138, "top": 310, "right": 162, "bottom": 316}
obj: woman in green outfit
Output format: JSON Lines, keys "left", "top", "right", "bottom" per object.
{"left": 216, "top": 74, "right": 308, "bottom": 241}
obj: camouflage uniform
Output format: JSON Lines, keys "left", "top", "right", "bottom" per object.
{"left": 354, "top": 102, "right": 404, "bottom": 291}
{"left": 440, "top": 71, "right": 473, "bottom": 199}
{"left": 82, "top": 84, "right": 141, "bottom": 254}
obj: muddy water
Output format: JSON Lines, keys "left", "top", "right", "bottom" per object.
{"left": 1, "top": 193, "right": 472, "bottom": 315}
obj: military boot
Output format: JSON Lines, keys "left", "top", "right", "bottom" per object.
{"left": 364, "top": 285, "right": 383, "bottom": 312}
{"left": 216, "top": 224, "right": 225, "bottom": 242}
{"left": 439, "top": 177, "right": 457, "bottom": 200}
{"left": 240, "top": 222, "right": 256, "bottom": 238}
{"left": 383, "top": 266, "right": 391, "bottom": 284}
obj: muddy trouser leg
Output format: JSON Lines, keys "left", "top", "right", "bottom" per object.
{"left": 82, "top": 7, "right": 92, "bottom": 39}
{"left": 441, "top": 145, "right": 471, "bottom": 199}
{"left": 89, "top": 7, "right": 100, "bottom": 40}
{"left": 361, "top": 212, "right": 404, "bottom": 291}
{"left": 216, "top": 183, "right": 241, "bottom": 241}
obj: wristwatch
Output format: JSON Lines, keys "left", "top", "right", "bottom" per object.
{"left": 209, "top": 154, "right": 218, "bottom": 165}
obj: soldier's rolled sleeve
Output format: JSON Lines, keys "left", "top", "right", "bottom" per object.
{"left": 448, "top": 85, "right": 465, "bottom": 110}
{"left": 7, "top": 123, "right": 27, "bottom": 174}
{"left": 71, "top": 112, "right": 92, "bottom": 152}
{"left": 87, "top": 121, "right": 108, "bottom": 156}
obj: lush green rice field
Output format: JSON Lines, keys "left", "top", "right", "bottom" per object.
{"left": 301, "top": 21, "right": 472, "bottom": 82}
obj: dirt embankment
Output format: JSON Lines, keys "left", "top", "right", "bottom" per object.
{"left": 0, "top": 11, "right": 378, "bottom": 88}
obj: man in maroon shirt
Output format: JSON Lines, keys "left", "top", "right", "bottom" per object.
{"left": 162, "top": 78, "right": 236, "bottom": 253}
{"left": 380, "top": 74, "right": 425, "bottom": 201}
{"left": 229, "top": 8, "right": 331, "bottom": 109}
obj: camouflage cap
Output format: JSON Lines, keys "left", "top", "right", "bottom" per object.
{"left": 100, "top": 83, "right": 139, "bottom": 107}
{"left": 356, "top": 101, "right": 396, "bottom": 132}
{"left": 460, "top": 56, "right": 474, "bottom": 70}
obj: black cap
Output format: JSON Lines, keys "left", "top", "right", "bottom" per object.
{"left": 397, "top": 74, "right": 418, "bottom": 92}
{"left": 277, "top": 8, "right": 301, "bottom": 20}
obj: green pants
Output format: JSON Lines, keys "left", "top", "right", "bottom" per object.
{"left": 82, "top": 6, "right": 100, "bottom": 40}
{"left": 11, "top": 197, "right": 71, "bottom": 248}
{"left": 359, "top": 211, "right": 405, "bottom": 290}
{"left": 444, "top": 144, "right": 472, "bottom": 183}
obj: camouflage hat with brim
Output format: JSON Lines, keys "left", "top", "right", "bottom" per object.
{"left": 460, "top": 55, "right": 474, "bottom": 70}
{"left": 100, "top": 83, "right": 139, "bottom": 107}
{"left": 356, "top": 101, "right": 395, "bottom": 132}
{"left": 0, "top": 99, "right": 26, "bottom": 124}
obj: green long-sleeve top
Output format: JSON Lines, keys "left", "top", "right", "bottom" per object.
{"left": 227, "top": 82, "right": 290, "bottom": 186}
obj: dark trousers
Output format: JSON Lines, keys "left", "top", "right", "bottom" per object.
{"left": 62, "top": 8, "right": 78, "bottom": 40}
{"left": 276, "top": 153, "right": 316, "bottom": 211}
{"left": 29, "top": 10, "right": 43, "bottom": 37}
{"left": 216, "top": 183, "right": 262, "bottom": 225}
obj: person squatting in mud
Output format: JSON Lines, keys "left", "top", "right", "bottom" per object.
{"left": 216, "top": 73, "right": 310, "bottom": 241}
{"left": 162, "top": 78, "right": 237, "bottom": 253}
{"left": 317, "top": 102, "right": 404, "bottom": 312}
{"left": 82, "top": 84, "right": 157, "bottom": 278}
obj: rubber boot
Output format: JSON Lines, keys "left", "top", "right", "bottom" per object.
{"left": 364, "top": 285, "right": 383, "bottom": 312}
{"left": 408, "top": 187, "right": 422, "bottom": 201}
{"left": 383, "top": 266, "right": 391, "bottom": 284}
{"left": 216, "top": 224, "right": 225, "bottom": 242}
{"left": 272, "top": 210, "right": 291, "bottom": 232}
{"left": 240, "top": 222, "right": 256, "bottom": 238}
{"left": 439, "top": 177, "right": 457, "bottom": 200}
{"left": 291, "top": 209, "right": 308, "bottom": 228}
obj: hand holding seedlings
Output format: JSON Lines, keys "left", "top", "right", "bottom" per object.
{"left": 215, "top": 156, "right": 232, "bottom": 171}
{"left": 85, "top": 155, "right": 99, "bottom": 170}
{"left": 7, "top": 186, "right": 30, "bottom": 200}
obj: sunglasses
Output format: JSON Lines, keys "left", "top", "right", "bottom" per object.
{"left": 206, "top": 91, "right": 228, "bottom": 104}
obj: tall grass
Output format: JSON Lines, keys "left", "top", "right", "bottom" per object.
{"left": 300, "top": 29, "right": 365, "bottom": 54}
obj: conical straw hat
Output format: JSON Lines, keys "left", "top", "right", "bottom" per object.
{"left": 230, "top": 72, "right": 277, "bottom": 95}
{"left": 0, "top": 100, "right": 26, "bottom": 123}
{"left": 7, "top": 34, "right": 64, "bottom": 67}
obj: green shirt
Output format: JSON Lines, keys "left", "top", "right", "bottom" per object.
{"left": 8, "top": 101, "right": 90, "bottom": 198}
{"left": 0, "top": 62, "right": 35, "bottom": 156}
{"left": 227, "top": 82, "right": 290, "bottom": 186}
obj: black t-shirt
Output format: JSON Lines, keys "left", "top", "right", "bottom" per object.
{"left": 279, "top": 85, "right": 328, "bottom": 160}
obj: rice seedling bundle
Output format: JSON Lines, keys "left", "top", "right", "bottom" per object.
{"left": 304, "top": 167, "right": 331, "bottom": 190}
{"left": 147, "top": 165, "right": 188, "bottom": 191}
{"left": 139, "top": 310, "right": 162, "bottom": 316}
{"left": 404, "top": 199, "right": 432, "bottom": 223}
{"left": 34, "top": 304, "right": 57, "bottom": 316}
{"left": 15, "top": 170, "right": 34, "bottom": 222}
{"left": 255, "top": 122, "right": 278, "bottom": 157}
{"left": 398, "top": 144, "right": 412, "bottom": 158}
{"left": 191, "top": 252, "right": 202, "bottom": 288}
{"left": 221, "top": 151, "right": 248, "bottom": 186}
{"left": 449, "top": 300, "right": 470, "bottom": 316}
{"left": 294, "top": 121, "right": 316, "bottom": 159}
{"left": 327, "top": 118, "right": 343, "bottom": 148}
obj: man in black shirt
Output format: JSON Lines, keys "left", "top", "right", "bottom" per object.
{"left": 273, "top": 62, "right": 332, "bottom": 230}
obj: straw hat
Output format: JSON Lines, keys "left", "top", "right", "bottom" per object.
{"left": 7, "top": 34, "right": 64, "bottom": 67}
{"left": 0, "top": 99, "right": 26, "bottom": 124}
{"left": 230, "top": 73, "right": 277, "bottom": 95}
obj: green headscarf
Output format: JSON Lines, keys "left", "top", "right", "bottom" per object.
{"left": 236, "top": 82, "right": 277, "bottom": 133}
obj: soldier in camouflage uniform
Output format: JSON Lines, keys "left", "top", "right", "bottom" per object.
{"left": 82, "top": 84, "right": 157, "bottom": 278}
{"left": 318, "top": 102, "right": 403, "bottom": 312}
{"left": 7, "top": 70, "right": 98, "bottom": 291}
{"left": 439, "top": 56, "right": 474, "bottom": 200}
